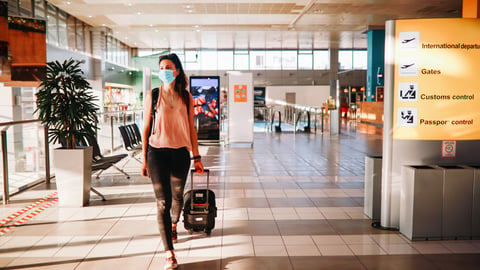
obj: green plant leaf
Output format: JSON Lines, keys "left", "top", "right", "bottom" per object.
{"left": 34, "top": 58, "right": 99, "bottom": 149}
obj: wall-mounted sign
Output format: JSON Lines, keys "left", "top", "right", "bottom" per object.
{"left": 393, "top": 19, "right": 480, "bottom": 140}
{"left": 442, "top": 140, "right": 456, "bottom": 158}
{"left": 234, "top": 84, "right": 247, "bottom": 102}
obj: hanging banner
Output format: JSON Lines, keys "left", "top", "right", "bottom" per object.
{"left": 393, "top": 18, "right": 480, "bottom": 140}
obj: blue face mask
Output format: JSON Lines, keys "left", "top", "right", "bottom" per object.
{"left": 158, "top": 69, "right": 175, "bottom": 84}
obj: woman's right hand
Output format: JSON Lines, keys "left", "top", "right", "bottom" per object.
{"left": 141, "top": 163, "right": 149, "bottom": 177}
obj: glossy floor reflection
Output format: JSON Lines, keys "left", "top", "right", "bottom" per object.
{"left": 0, "top": 122, "right": 479, "bottom": 269}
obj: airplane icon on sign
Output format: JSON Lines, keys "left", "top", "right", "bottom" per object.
{"left": 401, "top": 63, "right": 415, "bottom": 69}
{"left": 401, "top": 38, "right": 416, "bottom": 44}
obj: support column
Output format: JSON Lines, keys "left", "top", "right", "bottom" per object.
{"left": 329, "top": 48, "right": 340, "bottom": 135}
{"left": 463, "top": 0, "right": 480, "bottom": 18}
{"left": 366, "top": 29, "right": 385, "bottom": 102}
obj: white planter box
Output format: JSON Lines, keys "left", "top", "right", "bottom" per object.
{"left": 53, "top": 146, "right": 93, "bottom": 207}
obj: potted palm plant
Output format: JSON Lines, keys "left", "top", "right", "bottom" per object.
{"left": 35, "top": 58, "right": 99, "bottom": 207}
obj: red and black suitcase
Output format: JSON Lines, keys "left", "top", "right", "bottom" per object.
{"left": 183, "top": 169, "right": 217, "bottom": 235}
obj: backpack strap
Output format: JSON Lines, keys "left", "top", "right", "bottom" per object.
{"left": 151, "top": 87, "right": 160, "bottom": 117}
{"left": 148, "top": 87, "right": 160, "bottom": 138}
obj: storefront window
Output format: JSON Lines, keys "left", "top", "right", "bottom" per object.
{"left": 185, "top": 50, "right": 200, "bottom": 70}
{"left": 46, "top": 4, "right": 58, "bottom": 46}
{"left": 266, "top": 50, "right": 281, "bottom": 70}
{"left": 298, "top": 53, "right": 313, "bottom": 70}
{"left": 249, "top": 50, "right": 265, "bottom": 70}
{"left": 234, "top": 53, "right": 248, "bottom": 70}
{"left": 8, "top": 0, "right": 19, "bottom": 15}
{"left": 353, "top": 50, "right": 367, "bottom": 69}
{"left": 34, "top": 0, "right": 45, "bottom": 19}
{"left": 200, "top": 50, "right": 217, "bottom": 70}
{"left": 67, "top": 16, "right": 75, "bottom": 50}
{"left": 218, "top": 51, "right": 233, "bottom": 70}
{"left": 19, "top": 0, "right": 32, "bottom": 17}
{"left": 57, "top": 9, "right": 68, "bottom": 48}
{"left": 314, "top": 50, "right": 329, "bottom": 70}
{"left": 282, "top": 50, "right": 297, "bottom": 70}
{"left": 75, "top": 20, "right": 85, "bottom": 52}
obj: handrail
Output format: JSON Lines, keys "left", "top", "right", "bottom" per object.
{"left": 0, "top": 119, "right": 42, "bottom": 127}
{"left": 295, "top": 110, "right": 311, "bottom": 133}
{"left": 271, "top": 110, "right": 282, "bottom": 132}
{"left": 266, "top": 99, "right": 324, "bottom": 134}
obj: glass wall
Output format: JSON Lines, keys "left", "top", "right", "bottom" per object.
{"left": 138, "top": 48, "right": 367, "bottom": 72}
{"left": 106, "top": 35, "right": 131, "bottom": 67}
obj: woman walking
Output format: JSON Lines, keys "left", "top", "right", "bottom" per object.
{"left": 142, "top": 53, "right": 204, "bottom": 269}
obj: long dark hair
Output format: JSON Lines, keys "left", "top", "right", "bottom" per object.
{"left": 159, "top": 53, "right": 190, "bottom": 108}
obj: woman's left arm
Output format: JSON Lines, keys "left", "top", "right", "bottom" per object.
{"left": 188, "top": 93, "right": 204, "bottom": 173}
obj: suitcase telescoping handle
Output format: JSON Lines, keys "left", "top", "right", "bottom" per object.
{"left": 190, "top": 169, "right": 210, "bottom": 190}
{"left": 190, "top": 169, "right": 210, "bottom": 211}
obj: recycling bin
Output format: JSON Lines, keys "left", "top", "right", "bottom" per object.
{"left": 470, "top": 165, "right": 480, "bottom": 239}
{"left": 400, "top": 165, "right": 443, "bottom": 240}
{"left": 364, "top": 155, "right": 382, "bottom": 220}
{"left": 439, "top": 165, "right": 474, "bottom": 240}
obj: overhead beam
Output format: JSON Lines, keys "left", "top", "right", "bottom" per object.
{"left": 288, "top": 0, "right": 317, "bottom": 29}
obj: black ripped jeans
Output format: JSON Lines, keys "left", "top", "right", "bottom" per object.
{"left": 147, "top": 146, "right": 190, "bottom": 251}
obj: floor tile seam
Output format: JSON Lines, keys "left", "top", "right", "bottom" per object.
{"left": 322, "top": 218, "right": 391, "bottom": 257}
{"left": 267, "top": 198, "right": 298, "bottom": 270}
{"left": 28, "top": 235, "right": 75, "bottom": 258}
{"left": 77, "top": 215, "right": 128, "bottom": 263}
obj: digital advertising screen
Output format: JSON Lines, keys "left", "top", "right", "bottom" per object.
{"left": 8, "top": 16, "right": 46, "bottom": 81}
{"left": 190, "top": 76, "right": 220, "bottom": 140}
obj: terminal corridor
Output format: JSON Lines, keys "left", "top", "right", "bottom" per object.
{"left": 0, "top": 125, "right": 479, "bottom": 270}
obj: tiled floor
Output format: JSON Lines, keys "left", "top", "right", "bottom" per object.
{"left": 0, "top": 122, "right": 479, "bottom": 269}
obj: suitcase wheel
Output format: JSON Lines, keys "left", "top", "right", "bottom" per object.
{"left": 204, "top": 229, "right": 211, "bottom": 235}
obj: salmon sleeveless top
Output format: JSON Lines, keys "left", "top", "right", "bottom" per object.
{"left": 148, "top": 87, "right": 192, "bottom": 151}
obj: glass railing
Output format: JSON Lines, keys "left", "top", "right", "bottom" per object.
{"left": 0, "top": 109, "right": 144, "bottom": 204}
{"left": 96, "top": 109, "right": 144, "bottom": 155}
{"left": 0, "top": 119, "right": 49, "bottom": 204}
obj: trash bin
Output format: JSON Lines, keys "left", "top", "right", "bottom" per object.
{"left": 400, "top": 165, "right": 443, "bottom": 240}
{"left": 439, "top": 165, "right": 474, "bottom": 240}
{"left": 364, "top": 155, "right": 382, "bottom": 220}
{"left": 469, "top": 165, "right": 480, "bottom": 239}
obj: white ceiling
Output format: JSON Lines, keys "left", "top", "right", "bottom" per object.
{"left": 48, "top": 0, "right": 462, "bottom": 50}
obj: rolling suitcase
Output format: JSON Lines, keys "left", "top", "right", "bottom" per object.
{"left": 183, "top": 169, "right": 217, "bottom": 235}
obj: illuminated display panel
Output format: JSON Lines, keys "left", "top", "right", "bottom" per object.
{"left": 393, "top": 18, "right": 480, "bottom": 140}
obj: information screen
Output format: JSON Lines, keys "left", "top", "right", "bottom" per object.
{"left": 393, "top": 18, "right": 480, "bottom": 140}
{"left": 190, "top": 76, "right": 220, "bottom": 140}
